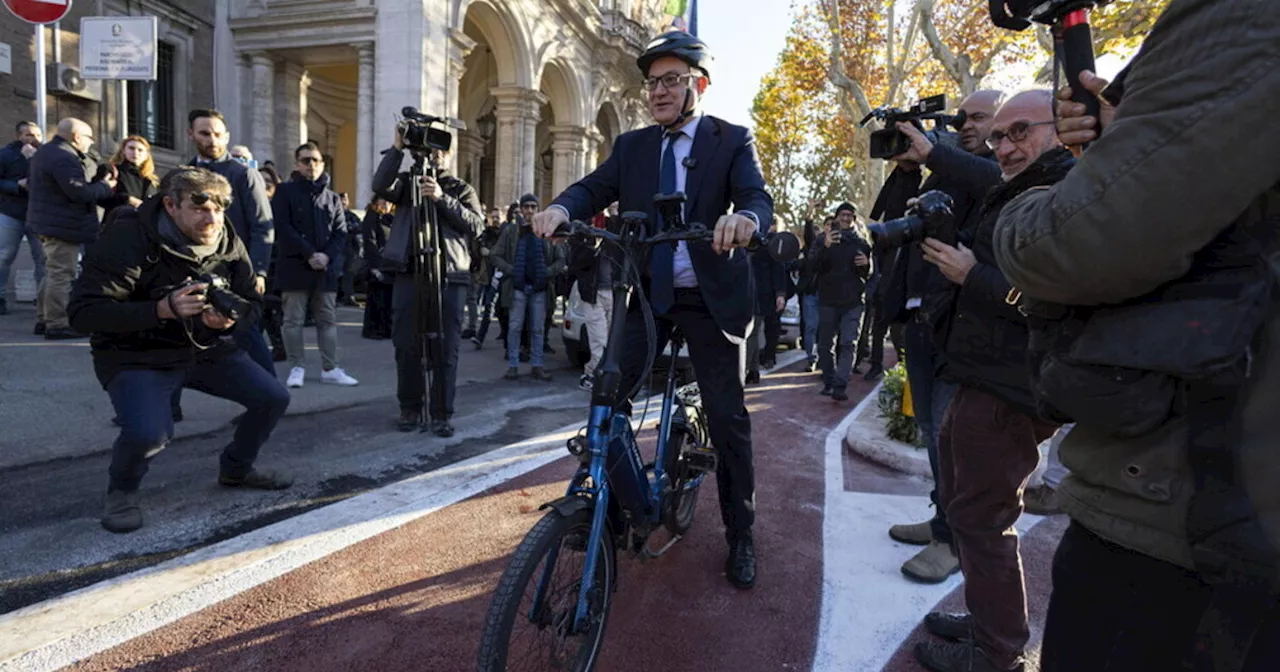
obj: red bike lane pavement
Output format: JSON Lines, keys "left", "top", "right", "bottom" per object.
{"left": 70, "top": 361, "right": 872, "bottom": 672}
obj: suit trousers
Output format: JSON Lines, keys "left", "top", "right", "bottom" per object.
{"left": 937, "top": 384, "right": 1057, "bottom": 668}
{"left": 618, "top": 287, "right": 755, "bottom": 542}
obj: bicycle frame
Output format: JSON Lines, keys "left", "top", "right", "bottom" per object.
{"left": 528, "top": 215, "right": 706, "bottom": 634}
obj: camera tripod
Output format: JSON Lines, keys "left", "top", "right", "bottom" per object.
{"left": 408, "top": 148, "right": 448, "bottom": 432}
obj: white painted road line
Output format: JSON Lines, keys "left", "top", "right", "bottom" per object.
{"left": 0, "top": 350, "right": 807, "bottom": 672}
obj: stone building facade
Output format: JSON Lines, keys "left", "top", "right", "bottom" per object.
{"left": 0, "top": 0, "right": 667, "bottom": 208}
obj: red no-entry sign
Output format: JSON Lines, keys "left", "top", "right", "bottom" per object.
{"left": 4, "top": 0, "right": 72, "bottom": 25}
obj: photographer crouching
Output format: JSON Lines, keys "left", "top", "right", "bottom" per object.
{"left": 907, "top": 90, "right": 1072, "bottom": 672}
{"left": 372, "top": 120, "right": 484, "bottom": 435}
{"left": 69, "top": 167, "right": 292, "bottom": 534}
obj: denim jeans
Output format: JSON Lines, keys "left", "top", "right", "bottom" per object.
{"left": 106, "top": 350, "right": 291, "bottom": 492}
{"left": 802, "top": 293, "right": 821, "bottom": 361}
{"left": 817, "top": 304, "right": 864, "bottom": 392}
{"left": 0, "top": 213, "right": 44, "bottom": 301}
{"left": 507, "top": 288, "right": 547, "bottom": 367}
{"left": 904, "top": 318, "right": 958, "bottom": 544}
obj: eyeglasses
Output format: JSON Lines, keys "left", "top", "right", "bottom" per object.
{"left": 986, "top": 121, "right": 1055, "bottom": 150}
{"left": 642, "top": 72, "right": 697, "bottom": 92}
{"left": 297, "top": 156, "right": 323, "bottom": 165}
{"left": 188, "top": 192, "right": 232, "bottom": 210}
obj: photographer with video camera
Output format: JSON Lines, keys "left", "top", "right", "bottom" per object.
{"left": 68, "top": 167, "right": 292, "bottom": 534}
{"left": 870, "top": 90, "right": 1003, "bottom": 584}
{"left": 908, "top": 90, "right": 1074, "bottom": 672}
{"left": 990, "top": 1, "right": 1280, "bottom": 669}
{"left": 373, "top": 117, "right": 484, "bottom": 436}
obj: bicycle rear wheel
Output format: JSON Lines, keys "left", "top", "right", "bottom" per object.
{"left": 478, "top": 507, "right": 615, "bottom": 672}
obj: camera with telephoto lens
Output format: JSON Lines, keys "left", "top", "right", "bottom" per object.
{"left": 398, "top": 107, "right": 464, "bottom": 154}
{"left": 188, "top": 273, "right": 251, "bottom": 322}
{"left": 866, "top": 190, "right": 956, "bottom": 252}
{"left": 989, "top": 0, "right": 1112, "bottom": 29}
{"left": 859, "top": 95, "right": 967, "bottom": 160}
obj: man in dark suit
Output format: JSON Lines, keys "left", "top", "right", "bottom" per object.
{"left": 532, "top": 31, "right": 773, "bottom": 590}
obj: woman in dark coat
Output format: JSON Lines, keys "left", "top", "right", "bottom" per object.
{"left": 361, "top": 198, "right": 395, "bottom": 339}
{"left": 101, "top": 135, "right": 159, "bottom": 227}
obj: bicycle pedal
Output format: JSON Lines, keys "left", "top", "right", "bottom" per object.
{"left": 683, "top": 447, "right": 717, "bottom": 474}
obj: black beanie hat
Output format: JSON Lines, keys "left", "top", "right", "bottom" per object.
{"left": 835, "top": 202, "right": 856, "bottom": 217}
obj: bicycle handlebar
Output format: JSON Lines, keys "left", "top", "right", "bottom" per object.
{"left": 552, "top": 220, "right": 799, "bottom": 261}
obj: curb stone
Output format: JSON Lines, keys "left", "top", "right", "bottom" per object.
{"left": 842, "top": 383, "right": 932, "bottom": 478}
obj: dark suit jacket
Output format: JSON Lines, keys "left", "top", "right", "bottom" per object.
{"left": 551, "top": 114, "right": 773, "bottom": 338}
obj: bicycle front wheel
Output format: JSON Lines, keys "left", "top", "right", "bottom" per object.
{"left": 477, "top": 507, "right": 615, "bottom": 672}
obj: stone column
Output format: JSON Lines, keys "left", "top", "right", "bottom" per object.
{"left": 490, "top": 86, "right": 545, "bottom": 206}
{"left": 456, "top": 130, "right": 486, "bottom": 189}
{"left": 446, "top": 30, "right": 476, "bottom": 175}
{"left": 355, "top": 42, "right": 375, "bottom": 205}
{"left": 235, "top": 54, "right": 254, "bottom": 144}
{"left": 549, "top": 125, "right": 590, "bottom": 197}
{"left": 275, "top": 61, "right": 309, "bottom": 162}
{"left": 247, "top": 51, "right": 275, "bottom": 164}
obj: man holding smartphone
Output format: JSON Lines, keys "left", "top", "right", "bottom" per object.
{"left": 810, "top": 202, "right": 871, "bottom": 402}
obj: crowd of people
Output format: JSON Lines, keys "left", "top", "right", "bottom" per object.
{"left": 3, "top": 1, "right": 1277, "bottom": 668}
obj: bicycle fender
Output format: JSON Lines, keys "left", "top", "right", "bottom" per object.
{"left": 538, "top": 495, "right": 594, "bottom": 518}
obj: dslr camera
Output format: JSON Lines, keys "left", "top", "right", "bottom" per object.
{"left": 866, "top": 190, "right": 956, "bottom": 252}
{"left": 398, "top": 107, "right": 463, "bottom": 154}
{"left": 180, "top": 273, "right": 251, "bottom": 322}
{"left": 860, "top": 94, "right": 966, "bottom": 160}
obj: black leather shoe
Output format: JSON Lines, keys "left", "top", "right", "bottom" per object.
{"left": 745, "top": 370, "right": 760, "bottom": 385}
{"left": 863, "top": 365, "right": 885, "bottom": 381}
{"left": 398, "top": 410, "right": 421, "bottom": 432}
{"left": 820, "top": 385, "right": 833, "bottom": 396}
{"left": 831, "top": 389, "right": 849, "bottom": 402}
{"left": 33, "top": 322, "right": 45, "bottom": 336}
{"left": 44, "top": 327, "right": 87, "bottom": 340}
{"left": 914, "top": 640, "right": 1019, "bottom": 672}
{"left": 218, "top": 468, "right": 293, "bottom": 490}
{"left": 923, "top": 612, "right": 974, "bottom": 643}
{"left": 725, "top": 537, "right": 756, "bottom": 589}
{"left": 0, "top": 298, "right": 7, "bottom": 315}
{"left": 431, "top": 420, "right": 455, "bottom": 438}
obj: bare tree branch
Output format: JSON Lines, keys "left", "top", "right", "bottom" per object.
{"left": 822, "top": 0, "right": 873, "bottom": 119}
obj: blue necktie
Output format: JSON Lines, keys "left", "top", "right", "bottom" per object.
{"left": 651, "top": 130, "right": 681, "bottom": 314}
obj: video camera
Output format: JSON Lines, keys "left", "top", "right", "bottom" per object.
{"left": 989, "top": 0, "right": 1111, "bottom": 30}
{"left": 866, "top": 190, "right": 956, "bottom": 252}
{"left": 860, "top": 95, "right": 966, "bottom": 160}
{"left": 397, "top": 107, "right": 465, "bottom": 154}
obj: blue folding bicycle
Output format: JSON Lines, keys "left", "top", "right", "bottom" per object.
{"left": 477, "top": 194, "right": 797, "bottom": 671}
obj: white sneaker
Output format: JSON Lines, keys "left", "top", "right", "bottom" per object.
{"left": 321, "top": 368, "right": 359, "bottom": 386}
{"left": 286, "top": 367, "right": 305, "bottom": 388}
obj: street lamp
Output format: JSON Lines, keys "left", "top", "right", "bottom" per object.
{"left": 476, "top": 111, "right": 496, "bottom": 141}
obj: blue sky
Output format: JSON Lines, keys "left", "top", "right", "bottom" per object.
{"left": 694, "top": 0, "right": 797, "bottom": 127}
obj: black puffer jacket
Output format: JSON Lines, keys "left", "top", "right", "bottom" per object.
{"left": 68, "top": 197, "right": 262, "bottom": 388}
{"left": 938, "top": 147, "right": 1076, "bottom": 415}
{"left": 26, "top": 137, "right": 113, "bottom": 244}
{"left": 371, "top": 148, "right": 484, "bottom": 284}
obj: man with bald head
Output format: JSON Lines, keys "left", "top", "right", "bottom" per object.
{"left": 873, "top": 89, "right": 1004, "bottom": 584}
{"left": 26, "top": 117, "right": 116, "bottom": 339}
{"left": 910, "top": 90, "right": 1076, "bottom": 672}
